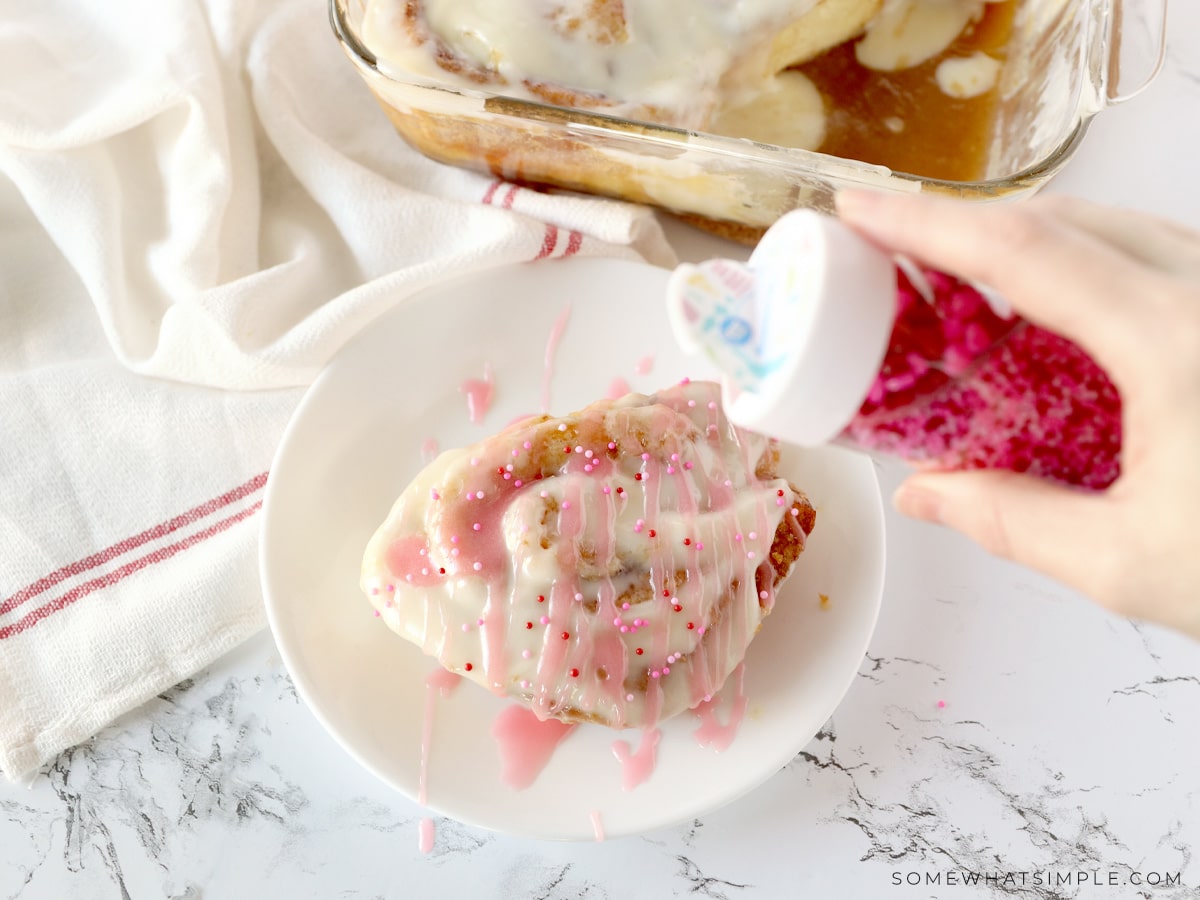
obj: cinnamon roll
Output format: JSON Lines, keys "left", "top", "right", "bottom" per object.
{"left": 360, "top": 380, "right": 816, "bottom": 729}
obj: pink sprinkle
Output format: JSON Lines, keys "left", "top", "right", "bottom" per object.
{"left": 523, "top": 441, "right": 532, "bottom": 450}
{"left": 451, "top": 536, "right": 459, "bottom": 544}
{"left": 405, "top": 574, "right": 414, "bottom": 583}
{"left": 666, "top": 466, "right": 675, "bottom": 475}
{"left": 680, "top": 377, "right": 691, "bottom": 385}
{"left": 723, "top": 479, "right": 732, "bottom": 487}
{"left": 734, "top": 533, "right": 743, "bottom": 542}
{"left": 707, "top": 401, "right": 717, "bottom": 410}
{"left": 776, "top": 498, "right": 785, "bottom": 506}
{"left": 450, "top": 548, "right": 460, "bottom": 557}
{"left": 370, "top": 587, "right": 379, "bottom": 595}
{"left": 461, "top": 624, "right": 469, "bottom": 632}
{"left": 539, "top": 616, "right": 550, "bottom": 625}
{"left": 420, "top": 568, "right": 429, "bottom": 576}
{"left": 562, "top": 501, "right": 572, "bottom": 510}
{"left": 419, "top": 548, "right": 427, "bottom": 556}
{"left": 373, "top": 610, "right": 381, "bottom": 617}
{"left": 687, "top": 400, "right": 696, "bottom": 408}
{"left": 473, "top": 562, "right": 482, "bottom": 571}
{"left": 512, "top": 449, "right": 519, "bottom": 457}
{"left": 633, "top": 618, "right": 644, "bottom": 627}
{"left": 602, "top": 486, "right": 611, "bottom": 495}
{"left": 476, "top": 491, "right": 485, "bottom": 500}
{"left": 663, "top": 667, "right": 670, "bottom": 675}
{"left": 585, "top": 449, "right": 594, "bottom": 459}
{"left": 703, "top": 694, "right": 712, "bottom": 702}
{"left": 651, "top": 671, "right": 661, "bottom": 679}
{"left": 521, "top": 649, "right": 532, "bottom": 659}
{"left": 584, "top": 465, "right": 593, "bottom": 473}
{"left": 515, "top": 480, "right": 524, "bottom": 487}
{"left": 698, "top": 626, "right": 707, "bottom": 635}
{"left": 470, "top": 457, "right": 480, "bottom": 466}
{"left": 759, "top": 590, "right": 769, "bottom": 600}
{"left": 386, "top": 584, "right": 395, "bottom": 593}
{"left": 626, "top": 693, "right": 635, "bottom": 702}
{"left": 620, "top": 626, "right": 629, "bottom": 633}
{"left": 540, "top": 490, "right": 549, "bottom": 498}
{"left": 641, "top": 452, "right": 650, "bottom": 461}
{"left": 574, "top": 592, "right": 584, "bottom": 602}
{"left": 747, "top": 551, "right": 757, "bottom": 560}
{"left": 684, "top": 462, "right": 693, "bottom": 470}
{"left": 473, "top": 523, "right": 482, "bottom": 531}
{"left": 613, "top": 617, "right": 623, "bottom": 627}
{"left": 520, "top": 679, "right": 531, "bottom": 689}
{"left": 430, "top": 489, "right": 440, "bottom": 500}
{"left": 634, "top": 519, "right": 644, "bottom": 533}
{"left": 790, "top": 508, "right": 799, "bottom": 516}
{"left": 622, "top": 602, "right": 631, "bottom": 610}
{"left": 575, "top": 445, "right": 584, "bottom": 454}
{"left": 477, "top": 618, "right": 485, "bottom": 626}
{"left": 504, "top": 473, "right": 512, "bottom": 480}
{"left": 608, "top": 442, "right": 617, "bottom": 450}
{"left": 937, "top": 700, "right": 947, "bottom": 709}
{"left": 696, "top": 542, "right": 704, "bottom": 551}
{"left": 506, "top": 464, "right": 514, "bottom": 472}
{"left": 670, "top": 453, "right": 679, "bottom": 462}
{"left": 748, "top": 532, "right": 758, "bottom": 540}
{"left": 558, "top": 424, "right": 567, "bottom": 432}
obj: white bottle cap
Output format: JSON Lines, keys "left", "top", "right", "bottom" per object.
{"left": 666, "top": 209, "right": 897, "bottom": 446}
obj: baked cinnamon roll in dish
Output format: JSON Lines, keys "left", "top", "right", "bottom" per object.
{"left": 360, "top": 381, "right": 816, "bottom": 729}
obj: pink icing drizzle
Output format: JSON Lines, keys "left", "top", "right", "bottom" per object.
{"left": 459, "top": 363, "right": 495, "bottom": 424}
{"left": 417, "top": 669, "right": 462, "bottom": 854}
{"left": 611, "top": 728, "right": 662, "bottom": 792}
{"left": 491, "top": 704, "right": 577, "bottom": 790}
{"left": 607, "top": 376, "right": 632, "bottom": 399}
{"left": 541, "top": 305, "right": 572, "bottom": 413}
{"left": 693, "top": 662, "right": 748, "bottom": 752}
{"left": 421, "top": 437, "right": 440, "bottom": 464}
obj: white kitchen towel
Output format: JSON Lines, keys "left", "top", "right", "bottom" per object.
{"left": 0, "top": 0, "right": 675, "bottom": 779}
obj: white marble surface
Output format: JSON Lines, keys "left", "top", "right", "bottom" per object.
{"left": 5, "top": 4, "right": 1200, "bottom": 899}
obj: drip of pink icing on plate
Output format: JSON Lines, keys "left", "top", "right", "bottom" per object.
{"left": 420, "top": 437, "right": 440, "bottom": 463}
{"left": 459, "top": 363, "right": 495, "bottom": 424}
{"left": 693, "top": 663, "right": 748, "bottom": 752}
{"left": 540, "top": 305, "right": 572, "bottom": 413}
{"left": 491, "top": 704, "right": 577, "bottom": 790}
{"left": 607, "top": 377, "right": 632, "bottom": 399}
{"left": 417, "top": 669, "right": 462, "bottom": 854}
{"left": 589, "top": 810, "right": 606, "bottom": 842}
{"left": 610, "top": 728, "right": 662, "bottom": 792}
{"left": 635, "top": 355, "right": 655, "bottom": 376}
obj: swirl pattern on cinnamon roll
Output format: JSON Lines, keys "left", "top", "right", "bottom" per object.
{"left": 361, "top": 380, "right": 816, "bottom": 729}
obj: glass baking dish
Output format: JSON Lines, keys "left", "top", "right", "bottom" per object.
{"left": 331, "top": 0, "right": 1167, "bottom": 238}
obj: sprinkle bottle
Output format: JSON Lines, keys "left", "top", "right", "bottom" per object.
{"left": 667, "top": 210, "right": 1122, "bottom": 489}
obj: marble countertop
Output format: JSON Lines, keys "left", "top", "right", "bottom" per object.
{"left": 5, "top": 5, "right": 1200, "bottom": 899}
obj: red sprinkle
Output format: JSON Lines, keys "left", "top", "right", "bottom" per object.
{"left": 561, "top": 631, "right": 570, "bottom": 641}
{"left": 464, "top": 663, "right": 474, "bottom": 671}
{"left": 569, "top": 668, "right": 580, "bottom": 678}
{"left": 635, "top": 648, "right": 644, "bottom": 655}
{"left": 526, "top": 622, "right": 534, "bottom": 629}
{"left": 616, "top": 487, "right": 625, "bottom": 494}
{"left": 687, "top": 622, "right": 695, "bottom": 630}
{"left": 662, "top": 589, "right": 670, "bottom": 597}
{"left": 683, "top": 538, "right": 692, "bottom": 546}
{"left": 673, "top": 604, "right": 683, "bottom": 612}
{"left": 648, "top": 529, "right": 657, "bottom": 538}
{"left": 439, "top": 568, "right": 446, "bottom": 575}
{"left": 634, "top": 473, "right": 643, "bottom": 481}
{"left": 537, "top": 595, "right": 545, "bottom": 603}
{"left": 777, "top": 489, "right": 785, "bottom": 497}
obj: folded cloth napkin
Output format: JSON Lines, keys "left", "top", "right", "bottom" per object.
{"left": 0, "top": 0, "right": 676, "bottom": 780}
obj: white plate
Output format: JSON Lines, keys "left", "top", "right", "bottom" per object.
{"left": 261, "top": 257, "right": 885, "bottom": 841}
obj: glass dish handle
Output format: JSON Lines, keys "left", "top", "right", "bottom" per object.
{"left": 1107, "top": 0, "right": 1169, "bottom": 105}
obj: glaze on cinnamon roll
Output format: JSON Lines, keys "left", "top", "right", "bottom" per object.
{"left": 360, "top": 381, "right": 816, "bottom": 729}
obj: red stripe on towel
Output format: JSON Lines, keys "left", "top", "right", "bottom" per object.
{"left": 0, "top": 472, "right": 268, "bottom": 618}
{"left": 0, "top": 501, "right": 263, "bottom": 642}
{"left": 533, "top": 225, "right": 559, "bottom": 260}
{"left": 563, "top": 231, "right": 584, "bottom": 258}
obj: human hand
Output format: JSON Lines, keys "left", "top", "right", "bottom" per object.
{"left": 836, "top": 189, "right": 1200, "bottom": 641}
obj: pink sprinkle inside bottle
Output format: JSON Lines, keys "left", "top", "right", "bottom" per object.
{"left": 667, "top": 210, "right": 1122, "bottom": 490}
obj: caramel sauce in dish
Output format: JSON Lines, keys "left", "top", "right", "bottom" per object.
{"left": 798, "top": 0, "right": 1018, "bottom": 181}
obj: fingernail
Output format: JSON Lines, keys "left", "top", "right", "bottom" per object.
{"left": 893, "top": 482, "right": 944, "bottom": 524}
{"left": 834, "top": 189, "right": 882, "bottom": 220}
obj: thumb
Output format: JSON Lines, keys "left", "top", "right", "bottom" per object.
{"left": 893, "top": 470, "right": 1115, "bottom": 596}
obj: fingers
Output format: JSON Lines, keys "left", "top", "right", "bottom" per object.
{"left": 1036, "top": 195, "right": 1200, "bottom": 278}
{"left": 893, "top": 469, "right": 1117, "bottom": 603}
{"left": 834, "top": 190, "right": 1162, "bottom": 373}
